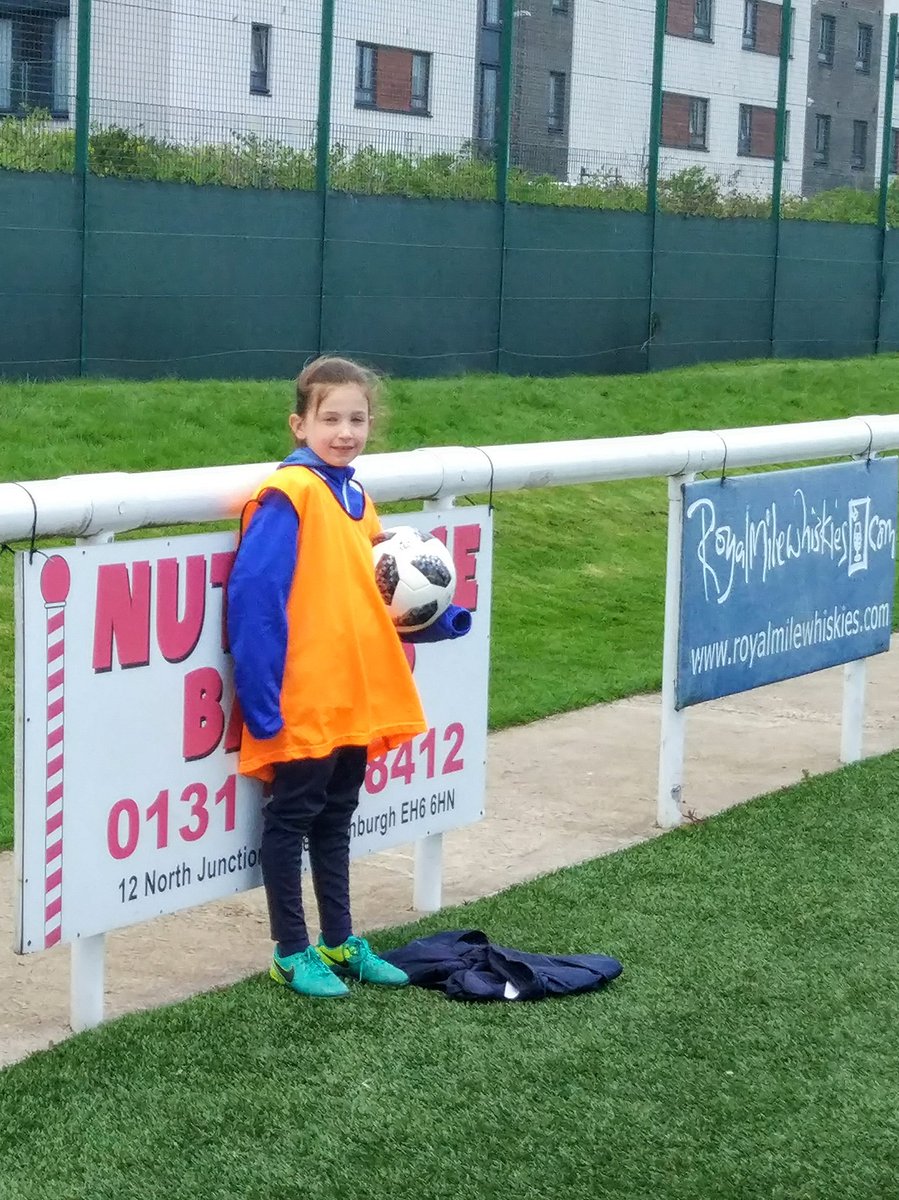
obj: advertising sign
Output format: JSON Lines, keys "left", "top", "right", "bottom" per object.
{"left": 677, "top": 460, "right": 897, "bottom": 707}
{"left": 15, "top": 508, "right": 492, "bottom": 953}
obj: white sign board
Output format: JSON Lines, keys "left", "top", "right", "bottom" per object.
{"left": 14, "top": 508, "right": 492, "bottom": 953}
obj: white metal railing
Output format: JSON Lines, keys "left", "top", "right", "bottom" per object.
{"left": 2, "top": 416, "right": 898, "bottom": 542}
{"left": 3, "top": 416, "right": 898, "bottom": 1030}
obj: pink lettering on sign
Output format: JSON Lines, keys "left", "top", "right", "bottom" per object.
{"left": 429, "top": 524, "right": 481, "bottom": 612}
{"left": 156, "top": 555, "right": 207, "bottom": 664}
{"left": 209, "top": 551, "right": 236, "bottom": 652}
{"left": 182, "top": 666, "right": 242, "bottom": 762}
{"left": 92, "top": 550, "right": 236, "bottom": 672}
{"left": 451, "top": 524, "right": 480, "bottom": 612}
{"left": 92, "top": 562, "right": 151, "bottom": 672}
{"left": 183, "top": 667, "right": 225, "bottom": 762}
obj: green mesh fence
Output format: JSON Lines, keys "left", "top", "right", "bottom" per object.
{"left": 1, "top": 0, "right": 898, "bottom": 214}
{"left": 3, "top": 1, "right": 899, "bottom": 379}
{"left": 85, "top": 0, "right": 321, "bottom": 187}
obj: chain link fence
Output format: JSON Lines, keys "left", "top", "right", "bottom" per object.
{"left": 0, "top": 0, "right": 897, "bottom": 216}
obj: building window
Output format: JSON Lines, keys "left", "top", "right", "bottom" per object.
{"left": 688, "top": 97, "right": 708, "bottom": 148}
{"left": 0, "top": 19, "right": 10, "bottom": 111}
{"left": 548, "top": 70, "right": 566, "bottom": 133}
{"left": 478, "top": 63, "right": 499, "bottom": 143}
{"left": 814, "top": 114, "right": 831, "bottom": 166}
{"left": 742, "top": 0, "right": 757, "bottom": 49}
{"left": 694, "top": 0, "right": 712, "bottom": 39}
{"left": 250, "top": 24, "right": 270, "bottom": 94}
{"left": 483, "top": 0, "right": 501, "bottom": 28}
{"left": 355, "top": 43, "right": 431, "bottom": 115}
{"left": 667, "top": 0, "right": 714, "bottom": 41}
{"left": 738, "top": 104, "right": 752, "bottom": 154}
{"left": 737, "top": 103, "right": 777, "bottom": 158}
{"left": 356, "top": 43, "right": 376, "bottom": 107}
{"left": 0, "top": 9, "right": 70, "bottom": 118}
{"left": 851, "top": 120, "right": 867, "bottom": 170}
{"left": 52, "top": 15, "right": 68, "bottom": 113}
{"left": 818, "top": 14, "right": 835, "bottom": 65}
{"left": 411, "top": 51, "right": 430, "bottom": 113}
{"left": 856, "top": 23, "right": 872, "bottom": 73}
{"left": 661, "top": 92, "right": 709, "bottom": 150}
{"left": 552, "top": 0, "right": 570, "bottom": 11}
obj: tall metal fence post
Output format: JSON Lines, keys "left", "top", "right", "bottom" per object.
{"left": 875, "top": 13, "right": 898, "bottom": 355}
{"left": 768, "top": 1, "right": 793, "bottom": 357}
{"left": 75, "top": 0, "right": 92, "bottom": 377}
{"left": 316, "top": 0, "right": 336, "bottom": 355}
{"left": 495, "top": 0, "right": 516, "bottom": 373}
{"left": 645, "top": 0, "right": 668, "bottom": 371}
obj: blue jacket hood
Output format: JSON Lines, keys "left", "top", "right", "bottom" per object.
{"left": 280, "top": 446, "right": 357, "bottom": 485}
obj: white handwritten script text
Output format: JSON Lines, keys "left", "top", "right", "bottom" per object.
{"left": 686, "top": 487, "right": 896, "bottom": 605}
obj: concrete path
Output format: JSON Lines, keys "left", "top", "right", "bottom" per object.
{"left": 2, "top": 646, "right": 898, "bottom": 1068}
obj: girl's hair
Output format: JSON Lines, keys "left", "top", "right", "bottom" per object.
{"left": 295, "top": 356, "right": 379, "bottom": 419}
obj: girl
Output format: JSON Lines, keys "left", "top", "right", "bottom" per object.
{"left": 227, "top": 356, "right": 469, "bottom": 999}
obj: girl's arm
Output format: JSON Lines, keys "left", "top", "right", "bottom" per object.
{"left": 227, "top": 490, "right": 298, "bottom": 738}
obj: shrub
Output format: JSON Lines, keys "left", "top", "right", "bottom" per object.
{"left": 1, "top": 112, "right": 895, "bottom": 224}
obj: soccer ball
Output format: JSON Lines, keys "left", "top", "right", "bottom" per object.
{"left": 372, "top": 526, "right": 456, "bottom": 632}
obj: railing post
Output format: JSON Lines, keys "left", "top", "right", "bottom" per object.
{"left": 657, "top": 472, "right": 692, "bottom": 828}
{"left": 69, "top": 529, "right": 113, "bottom": 1032}
{"left": 412, "top": 496, "right": 453, "bottom": 912}
{"left": 840, "top": 659, "right": 867, "bottom": 764}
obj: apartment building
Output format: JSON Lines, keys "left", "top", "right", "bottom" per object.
{"left": 658, "top": 0, "right": 810, "bottom": 196}
{"left": 802, "top": 0, "right": 883, "bottom": 194}
{"left": 1, "top": 0, "right": 896, "bottom": 196}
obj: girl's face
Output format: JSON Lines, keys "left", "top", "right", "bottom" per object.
{"left": 289, "top": 383, "right": 372, "bottom": 468}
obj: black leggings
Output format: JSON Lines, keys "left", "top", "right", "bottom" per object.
{"left": 261, "top": 746, "right": 367, "bottom": 956}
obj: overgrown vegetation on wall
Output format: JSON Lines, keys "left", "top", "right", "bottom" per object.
{"left": 2, "top": 112, "right": 896, "bottom": 223}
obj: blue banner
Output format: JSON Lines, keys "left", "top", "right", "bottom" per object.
{"left": 677, "top": 458, "right": 898, "bottom": 708}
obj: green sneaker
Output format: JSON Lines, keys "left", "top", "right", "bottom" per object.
{"left": 316, "top": 935, "right": 410, "bottom": 988}
{"left": 270, "top": 945, "right": 350, "bottom": 999}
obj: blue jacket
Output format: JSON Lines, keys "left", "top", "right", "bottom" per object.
{"left": 227, "top": 447, "right": 471, "bottom": 740}
{"left": 382, "top": 929, "right": 623, "bottom": 1001}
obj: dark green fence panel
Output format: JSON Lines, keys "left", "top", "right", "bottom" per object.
{"left": 320, "top": 193, "right": 502, "bottom": 378}
{"left": 649, "top": 215, "right": 775, "bottom": 371}
{"left": 773, "top": 222, "right": 880, "bottom": 360}
{"left": 877, "top": 229, "right": 899, "bottom": 354}
{"left": 500, "top": 206, "right": 650, "bottom": 377}
{"left": 83, "top": 179, "right": 321, "bottom": 379}
{"left": 0, "top": 172, "right": 82, "bottom": 380}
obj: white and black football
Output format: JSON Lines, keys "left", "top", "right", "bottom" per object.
{"left": 372, "top": 526, "right": 456, "bottom": 632}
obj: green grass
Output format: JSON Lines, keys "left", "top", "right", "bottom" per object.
{"left": 3, "top": 751, "right": 899, "bottom": 1199}
{"left": 2, "top": 356, "right": 899, "bottom": 850}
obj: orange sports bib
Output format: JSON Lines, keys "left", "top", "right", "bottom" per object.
{"left": 237, "top": 467, "right": 427, "bottom": 782}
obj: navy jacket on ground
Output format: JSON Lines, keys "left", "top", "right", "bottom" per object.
{"left": 382, "top": 929, "right": 623, "bottom": 1001}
